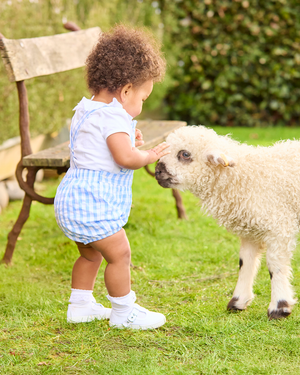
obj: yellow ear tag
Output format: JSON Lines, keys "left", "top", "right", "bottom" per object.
{"left": 220, "top": 153, "right": 229, "bottom": 167}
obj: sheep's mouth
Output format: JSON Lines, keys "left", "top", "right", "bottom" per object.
{"left": 156, "top": 176, "right": 176, "bottom": 188}
{"left": 155, "top": 162, "right": 178, "bottom": 188}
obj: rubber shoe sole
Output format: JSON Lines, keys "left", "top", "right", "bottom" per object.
{"left": 109, "top": 314, "right": 166, "bottom": 330}
{"left": 67, "top": 303, "right": 111, "bottom": 323}
{"left": 67, "top": 313, "right": 110, "bottom": 323}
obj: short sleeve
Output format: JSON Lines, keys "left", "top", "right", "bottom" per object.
{"left": 100, "top": 107, "right": 132, "bottom": 141}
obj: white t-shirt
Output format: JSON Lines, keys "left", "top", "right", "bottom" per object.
{"left": 70, "top": 97, "right": 135, "bottom": 174}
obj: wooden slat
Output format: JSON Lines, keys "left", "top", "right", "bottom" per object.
{"left": 22, "top": 141, "right": 70, "bottom": 168}
{"left": 0, "top": 27, "right": 100, "bottom": 82}
{"left": 22, "top": 121, "right": 186, "bottom": 168}
{"left": 137, "top": 120, "right": 186, "bottom": 150}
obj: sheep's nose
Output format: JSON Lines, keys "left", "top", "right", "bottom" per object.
{"left": 155, "top": 162, "right": 174, "bottom": 188}
{"left": 155, "top": 162, "right": 163, "bottom": 177}
{"left": 155, "top": 162, "right": 170, "bottom": 180}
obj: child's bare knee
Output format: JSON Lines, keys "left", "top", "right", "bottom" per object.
{"left": 106, "top": 244, "right": 131, "bottom": 266}
{"left": 85, "top": 251, "right": 103, "bottom": 263}
{"left": 117, "top": 245, "right": 131, "bottom": 263}
{"left": 76, "top": 242, "right": 103, "bottom": 263}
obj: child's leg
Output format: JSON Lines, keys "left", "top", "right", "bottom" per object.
{"left": 90, "top": 229, "right": 166, "bottom": 329}
{"left": 72, "top": 242, "right": 103, "bottom": 290}
{"left": 90, "top": 228, "right": 131, "bottom": 297}
{"left": 67, "top": 242, "right": 110, "bottom": 323}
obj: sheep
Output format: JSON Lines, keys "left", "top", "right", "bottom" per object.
{"left": 155, "top": 125, "right": 300, "bottom": 320}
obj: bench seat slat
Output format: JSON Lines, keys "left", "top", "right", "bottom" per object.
{"left": 22, "top": 121, "right": 186, "bottom": 168}
{"left": 137, "top": 120, "right": 186, "bottom": 150}
{"left": 0, "top": 27, "right": 100, "bottom": 82}
{"left": 22, "top": 141, "right": 70, "bottom": 167}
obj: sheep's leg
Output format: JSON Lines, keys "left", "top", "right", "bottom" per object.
{"left": 227, "top": 238, "right": 264, "bottom": 311}
{"left": 266, "top": 237, "right": 297, "bottom": 320}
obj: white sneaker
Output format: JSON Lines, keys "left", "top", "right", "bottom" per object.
{"left": 67, "top": 301, "right": 111, "bottom": 323}
{"left": 109, "top": 303, "right": 166, "bottom": 330}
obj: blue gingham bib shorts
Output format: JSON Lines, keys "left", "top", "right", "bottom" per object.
{"left": 54, "top": 109, "right": 135, "bottom": 245}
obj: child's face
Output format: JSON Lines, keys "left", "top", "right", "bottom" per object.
{"left": 122, "top": 80, "right": 153, "bottom": 118}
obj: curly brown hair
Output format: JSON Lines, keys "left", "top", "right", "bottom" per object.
{"left": 85, "top": 25, "right": 166, "bottom": 94}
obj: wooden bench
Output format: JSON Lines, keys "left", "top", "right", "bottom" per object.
{"left": 0, "top": 23, "right": 187, "bottom": 265}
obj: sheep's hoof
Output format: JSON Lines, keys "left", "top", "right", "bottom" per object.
{"left": 227, "top": 297, "right": 244, "bottom": 312}
{"left": 268, "top": 300, "right": 291, "bottom": 320}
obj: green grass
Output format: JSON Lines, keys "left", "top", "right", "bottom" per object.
{"left": 1, "top": 127, "right": 300, "bottom": 374}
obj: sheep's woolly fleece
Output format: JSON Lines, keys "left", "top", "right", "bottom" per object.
{"left": 156, "top": 125, "right": 300, "bottom": 318}
{"left": 159, "top": 125, "right": 300, "bottom": 243}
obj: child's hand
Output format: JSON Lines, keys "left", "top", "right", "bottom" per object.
{"left": 135, "top": 128, "right": 144, "bottom": 147}
{"left": 146, "top": 142, "right": 170, "bottom": 164}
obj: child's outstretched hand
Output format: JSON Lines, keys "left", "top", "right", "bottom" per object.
{"left": 146, "top": 142, "right": 170, "bottom": 164}
{"left": 135, "top": 128, "right": 144, "bottom": 147}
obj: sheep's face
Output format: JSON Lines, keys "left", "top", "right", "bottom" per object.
{"left": 155, "top": 126, "right": 235, "bottom": 191}
{"left": 155, "top": 126, "right": 209, "bottom": 191}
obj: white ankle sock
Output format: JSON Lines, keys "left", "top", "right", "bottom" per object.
{"left": 69, "top": 288, "right": 95, "bottom": 304}
{"left": 107, "top": 290, "right": 136, "bottom": 306}
{"left": 107, "top": 291, "right": 136, "bottom": 323}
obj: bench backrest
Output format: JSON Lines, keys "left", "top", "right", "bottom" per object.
{"left": 0, "top": 27, "right": 100, "bottom": 82}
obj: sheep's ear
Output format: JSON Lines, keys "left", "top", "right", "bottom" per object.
{"left": 206, "top": 151, "right": 236, "bottom": 167}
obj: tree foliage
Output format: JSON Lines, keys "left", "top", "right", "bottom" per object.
{"left": 158, "top": 0, "right": 300, "bottom": 127}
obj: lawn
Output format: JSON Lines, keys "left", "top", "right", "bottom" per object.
{"left": 1, "top": 126, "right": 300, "bottom": 374}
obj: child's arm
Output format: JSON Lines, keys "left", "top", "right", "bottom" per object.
{"left": 107, "top": 132, "right": 170, "bottom": 170}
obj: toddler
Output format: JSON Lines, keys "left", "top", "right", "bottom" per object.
{"left": 54, "top": 25, "right": 169, "bottom": 329}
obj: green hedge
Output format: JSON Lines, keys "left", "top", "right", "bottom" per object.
{"left": 158, "top": 0, "right": 300, "bottom": 127}
{"left": 2, "top": 0, "right": 299, "bottom": 145}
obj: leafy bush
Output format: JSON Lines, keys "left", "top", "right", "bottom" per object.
{"left": 2, "top": 0, "right": 299, "bottom": 145}
{"left": 158, "top": 0, "right": 300, "bottom": 127}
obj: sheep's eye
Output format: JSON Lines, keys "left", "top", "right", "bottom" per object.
{"left": 177, "top": 150, "right": 192, "bottom": 163}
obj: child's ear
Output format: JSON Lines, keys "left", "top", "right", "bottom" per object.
{"left": 205, "top": 150, "right": 236, "bottom": 167}
{"left": 120, "top": 83, "right": 133, "bottom": 103}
